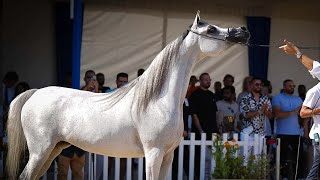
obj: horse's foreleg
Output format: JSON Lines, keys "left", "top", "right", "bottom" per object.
{"left": 36, "top": 142, "right": 71, "bottom": 179}
{"left": 159, "top": 151, "right": 174, "bottom": 180}
{"left": 145, "top": 148, "right": 164, "bottom": 180}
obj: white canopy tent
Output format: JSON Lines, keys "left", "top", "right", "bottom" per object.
{"left": 81, "top": 7, "right": 249, "bottom": 93}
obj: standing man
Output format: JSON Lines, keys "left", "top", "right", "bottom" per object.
{"left": 240, "top": 77, "right": 273, "bottom": 139}
{"left": 186, "top": 75, "right": 199, "bottom": 98}
{"left": 223, "top": 74, "right": 235, "bottom": 87}
{"left": 216, "top": 85, "right": 240, "bottom": 133}
{"left": 189, "top": 73, "right": 218, "bottom": 138}
{"left": 116, "top": 72, "right": 128, "bottom": 88}
{"left": 105, "top": 72, "right": 129, "bottom": 180}
{"left": 1, "top": 71, "right": 19, "bottom": 148}
{"left": 106, "top": 72, "right": 128, "bottom": 93}
{"left": 272, "top": 79, "right": 303, "bottom": 179}
{"left": 137, "top": 68, "right": 145, "bottom": 77}
{"left": 81, "top": 70, "right": 99, "bottom": 92}
{"left": 58, "top": 71, "right": 98, "bottom": 180}
{"left": 96, "top": 73, "right": 110, "bottom": 93}
{"left": 189, "top": 72, "right": 218, "bottom": 179}
{"left": 280, "top": 40, "right": 320, "bottom": 179}
{"left": 214, "top": 81, "right": 223, "bottom": 101}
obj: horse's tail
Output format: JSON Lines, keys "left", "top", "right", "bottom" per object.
{"left": 6, "top": 89, "right": 37, "bottom": 179}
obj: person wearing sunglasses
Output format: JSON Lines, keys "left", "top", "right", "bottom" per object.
{"left": 272, "top": 79, "right": 303, "bottom": 179}
{"left": 239, "top": 77, "right": 273, "bottom": 141}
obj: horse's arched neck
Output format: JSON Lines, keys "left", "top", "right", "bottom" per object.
{"left": 164, "top": 36, "right": 202, "bottom": 107}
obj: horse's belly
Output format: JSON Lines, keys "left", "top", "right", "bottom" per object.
{"left": 70, "top": 126, "right": 145, "bottom": 158}
{"left": 79, "top": 142, "right": 145, "bottom": 158}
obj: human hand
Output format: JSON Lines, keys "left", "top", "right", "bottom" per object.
{"left": 279, "top": 40, "right": 300, "bottom": 55}
{"left": 261, "top": 103, "right": 269, "bottom": 113}
{"left": 183, "top": 131, "right": 188, "bottom": 137}
{"left": 294, "top": 106, "right": 301, "bottom": 114}
{"left": 86, "top": 79, "right": 98, "bottom": 92}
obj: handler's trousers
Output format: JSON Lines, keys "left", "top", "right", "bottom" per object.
{"left": 57, "top": 154, "right": 85, "bottom": 180}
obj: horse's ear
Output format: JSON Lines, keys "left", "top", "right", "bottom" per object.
{"left": 191, "top": 10, "right": 201, "bottom": 30}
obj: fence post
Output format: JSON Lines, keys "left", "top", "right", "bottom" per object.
{"left": 115, "top": 158, "right": 120, "bottom": 180}
{"left": 126, "top": 158, "right": 132, "bottom": 180}
{"left": 138, "top": 158, "right": 143, "bottom": 180}
{"left": 103, "top": 156, "right": 108, "bottom": 180}
{"left": 94, "top": 154, "right": 97, "bottom": 180}
{"left": 244, "top": 134, "right": 249, "bottom": 161}
{"left": 276, "top": 138, "right": 281, "bottom": 180}
{"left": 88, "top": 152, "right": 93, "bottom": 180}
{"left": 254, "top": 134, "right": 259, "bottom": 155}
{"left": 200, "top": 133, "right": 206, "bottom": 180}
{"left": 45, "top": 134, "right": 276, "bottom": 180}
{"left": 211, "top": 134, "right": 217, "bottom": 175}
{"left": 233, "top": 133, "right": 239, "bottom": 157}
{"left": 178, "top": 142, "right": 184, "bottom": 180}
{"left": 188, "top": 133, "right": 195, "bottom": 180}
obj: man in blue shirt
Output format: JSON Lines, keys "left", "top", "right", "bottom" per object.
{"left": 272, "top": 79, "right": 303, "bottom": 179}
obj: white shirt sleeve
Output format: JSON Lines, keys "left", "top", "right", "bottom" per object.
{"left": 303, "top": 86, "right": 319, "bottom": 108}
{"left": 309, "top": 61, "right": 320, "bottom": 80}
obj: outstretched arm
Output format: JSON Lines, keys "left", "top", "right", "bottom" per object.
{"left": 279, "top": 40, "right": 315, "bottom": 71}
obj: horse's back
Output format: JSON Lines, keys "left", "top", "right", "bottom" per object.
{"left": 21, "top": 86, "right": 145, "bottom": 157}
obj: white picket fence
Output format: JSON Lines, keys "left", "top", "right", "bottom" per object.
{"left": 40, "top": 132, "right": 280, "bottom": 180}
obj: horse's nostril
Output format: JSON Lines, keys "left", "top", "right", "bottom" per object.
{"left": 241, "top": 27, "right": 247, "bottom": 31}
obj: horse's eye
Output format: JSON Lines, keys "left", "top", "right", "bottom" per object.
{"left": 207, "top": 26, "right": 216, "bottom": 33}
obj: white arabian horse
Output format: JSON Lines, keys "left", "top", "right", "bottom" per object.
{"left": 7, "top": 12, "right": 249, "bottom": 180}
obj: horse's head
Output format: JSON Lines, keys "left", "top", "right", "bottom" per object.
{"left": 188, "top": 11, "right": 250, "bottom": 56}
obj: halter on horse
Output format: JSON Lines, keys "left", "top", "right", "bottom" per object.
{"left": 6, "top": 11, "right": 249, "bottom": 180}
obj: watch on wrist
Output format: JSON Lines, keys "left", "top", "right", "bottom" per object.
{"left": 296, "top": 51, "right": 303, "bottom": 59}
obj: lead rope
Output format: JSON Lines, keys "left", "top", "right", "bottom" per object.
{"left": 188, "top": 29, "right": 320, "bottom": 50}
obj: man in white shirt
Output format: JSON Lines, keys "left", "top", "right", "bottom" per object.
{"left": 280, "top": 40, "right": 320, "bottom": 179}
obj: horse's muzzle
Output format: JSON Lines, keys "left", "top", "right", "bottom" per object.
{"left": 226, "top": 28, "right": 250, "bottom": 44}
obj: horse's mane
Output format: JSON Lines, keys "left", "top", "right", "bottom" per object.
{"left": 101, "top": 35, "right": 184, "bottom": 112}
{"left": 134, "top": 36, "right": 184, "bottom": 112}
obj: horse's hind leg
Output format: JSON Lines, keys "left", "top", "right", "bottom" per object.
{"left": 145, "top": 148, "right": 164, "bottom": 180}
{"left": 19, "top": 143, "right": 56, "bottom": 180}
{"left": 36, "top": 142, "right": 71, "bottom": 179}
